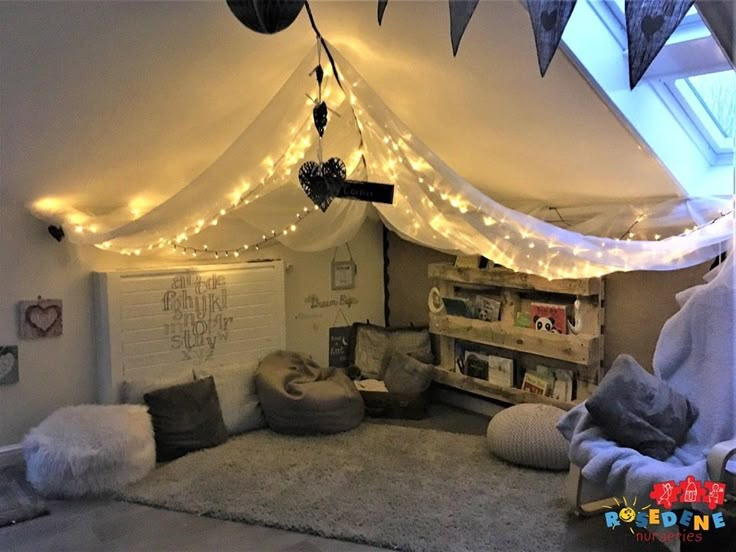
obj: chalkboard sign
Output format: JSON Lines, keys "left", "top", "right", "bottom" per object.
{"left": 329, "top": 326, "right": 352, "bottom": 368}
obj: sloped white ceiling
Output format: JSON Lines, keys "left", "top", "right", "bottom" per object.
{"left": 0, "top": 0, "right": 680, "bottom": 212}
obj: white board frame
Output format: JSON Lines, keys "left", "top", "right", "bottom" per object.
{"left": 94, "top": 261, "right": 286, "bottom": 403}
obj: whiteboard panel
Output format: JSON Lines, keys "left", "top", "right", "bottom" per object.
{"left": 94, "top": 261, "right": 286, "bottom": 403}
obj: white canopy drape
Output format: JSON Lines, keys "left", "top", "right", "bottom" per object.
{"left": 31, "top": 43, "right": 735, "bottom": 279}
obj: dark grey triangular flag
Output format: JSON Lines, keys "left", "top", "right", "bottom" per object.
{"left": 449, "top": 0, "right": 480, "bottom": 56}
{"left": 527, "top": 1, "right": 577, "bottom": 77}
{"left": 696, "top": 0, "right": 735, "bottom": 67}
{"left": 378, "top": 0, "right": 389, "bottom": 25}
{"left": 626, "top": 0, "right": 694, "bottom": 89}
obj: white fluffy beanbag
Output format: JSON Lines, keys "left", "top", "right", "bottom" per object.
{"left": 23, "top": 404, "right": 155, "bottom": 497}
{"left": 486, "top": 403, "right": 570, "bottom": 471}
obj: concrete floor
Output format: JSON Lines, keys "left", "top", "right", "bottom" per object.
{"left": 0, "top": 498, "right": 387, "bottom": 552}
{"left": 0, "top": 494, "right": 676, "bottom": 552}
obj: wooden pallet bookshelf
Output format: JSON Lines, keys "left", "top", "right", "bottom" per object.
{"left": 428, "top": 263, "right": 605, "bottom": 410}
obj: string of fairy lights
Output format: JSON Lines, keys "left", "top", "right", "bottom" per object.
{"left": 34, "top": 48, "right": 734, "bottom": 275}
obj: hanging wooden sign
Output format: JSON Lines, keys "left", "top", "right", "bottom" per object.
{"left": 527, "top": 0, "right": 578, "bottom": 77}
{"left": 335, "top": 180, "right": 395, "bottom": 204}
{"left": 298, "top": 157, "right": 394, "bottom": 212}
{"left": 625, "top": 0, "right": 694, "bottom": 89}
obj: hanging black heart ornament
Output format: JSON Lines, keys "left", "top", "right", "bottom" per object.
{"left": 313, "top": 102, "right": 328, "bottom": 137}
{"left": 298, "top": 161, "right": 332, "bottom": 212}
{"left": 322, "top": 157, "right": 346, "bottom": 192}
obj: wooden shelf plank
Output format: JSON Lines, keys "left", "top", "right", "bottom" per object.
{"left": 428, "top": 263, "right": 601, "bottom": 296}
{"left": 433, "top": 367, "right": 577, "bottom": 411}
{"left": 429, "top": 313, "right": 600, "bottom": 365}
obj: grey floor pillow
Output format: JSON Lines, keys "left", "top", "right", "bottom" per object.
{"left": 195, "top": 364, "right": 265, "bottom": 435}
{"left": 586, "top": 354, "right": 698, "bottom": 460}
{"left": 384, "top": 351, "right": 434, "bottom": 395}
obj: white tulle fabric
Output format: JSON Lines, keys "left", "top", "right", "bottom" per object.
{"left": 30, "top": 43, "right": 734, "bottom": 279}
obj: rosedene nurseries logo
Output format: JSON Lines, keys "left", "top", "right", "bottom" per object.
{"left": 604, "top": 476, "right": 727, "bottom": 545}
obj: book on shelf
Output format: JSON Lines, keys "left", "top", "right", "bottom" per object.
{"left": 521, "top": 372, "right": 549, "bottom": 395}
{"left": 462, "top": 351, "right": 489, "bottom": 380}
{"left": 530, "top": 302, "right": 570, "bottom": 334}
{"left": 473, "top": 295, "right": 501, "bottom": 322}
{"left": 487, "top": 354, "right": 514, "bottom": 387}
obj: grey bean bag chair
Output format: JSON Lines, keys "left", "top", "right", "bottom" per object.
{"left": 256, "top": 351, "right": 364, "bottom": 434}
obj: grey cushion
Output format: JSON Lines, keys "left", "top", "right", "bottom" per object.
{"left": 351, "top": 324, "right": 433, "bottom": 379}
{"left": 194, "top": 364, "right": 266, "bottom": 435}
{"left": 144, "top": 377, "right": 228, "bottom": 462}
{"left": 486, "top": 404, "right": 569, "bottom": 471}
{"left": 586, "top": 354, "right": 698, "bottom": 460}
{"left": 256, "top": 351, "right": 364, "bottom": 435}
{"left": 384, "top": 352, "right": 433, "bottom": 395}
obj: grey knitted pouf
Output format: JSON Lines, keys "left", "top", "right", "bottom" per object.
{"left": 486, "top": 403, "right": 570, "bottom": 471}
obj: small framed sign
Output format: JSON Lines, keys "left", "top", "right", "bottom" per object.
{"left": 0, "top": 346, "right": 19, "bottom": 385}
{"left": 331, "top": 260, "right": 356, "bottom": 290}
{"left": 19, "top": 298, "right": 63, "bottom": 339}
{"left": 328, "top": 326, "right": 352, "bottom": 368}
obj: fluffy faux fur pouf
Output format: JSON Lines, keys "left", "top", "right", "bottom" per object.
{"left": 23, "top": 404, "right": 155, "bottom": 497}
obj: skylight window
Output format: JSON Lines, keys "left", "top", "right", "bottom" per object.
{"left": 685, "top": 71, "right": 735, "bottom": 139}
{"left": 559, "top": 0, "right": 735, "bottom": 197}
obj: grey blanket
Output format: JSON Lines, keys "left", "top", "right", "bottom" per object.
{"left": 558, "top": 254, "right": 736, "bottom": 506}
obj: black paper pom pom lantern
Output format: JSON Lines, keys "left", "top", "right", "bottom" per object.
{"left": 226, "top": 0, "right": 305, "bottom": 34}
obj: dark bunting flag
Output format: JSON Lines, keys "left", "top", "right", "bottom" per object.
{"left": 626, "top": 0, "right": 694, "bottom": 89}
{"left": 696, "top": 0, "right": 736, "bottom": 66}
{"left": 377, "top": 0, "right": 389, "bottom": 25}
{"left": 527, "top": 1, "right": 578, "bottom": 77}
{"left": 449, "top": 0, "right": 480, "bottom": 56}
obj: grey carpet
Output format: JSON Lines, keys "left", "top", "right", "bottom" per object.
{"left": 367, "top": 402, "right": 490, "bottom": 436}
{"left": 118, "top": 424, "right": 569, "bottom": 552}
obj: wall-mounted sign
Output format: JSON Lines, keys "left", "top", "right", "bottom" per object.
{"left": 331, "top": 260, "right": 357, "bottom": 290}
{"left": 0, "top": 345, "right": 19, "bottom": 385}
{"left": 18, "top": 298, "right": 63, "bottom": 339}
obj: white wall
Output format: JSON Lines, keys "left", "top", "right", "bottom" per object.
{"left": 0, "top": 205, "right": 384, "bottom": 445}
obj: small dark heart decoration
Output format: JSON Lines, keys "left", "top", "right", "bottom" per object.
{"left": 641, "top": 14, "right": 665, "bottom": 41}
{"left": 541, "top": 9, "right": 558, "bottom": 31}
{"left": 47, "top": 225, "right": 65, "bottom": 242}
{"left": 313, "top": 101, "right": 328, "bottom": 137}
{"left": 298, "top": 158, "right": 345, "bottom": 212}
{"left": 313, "top": 64, "right": 324, "bottom": 86}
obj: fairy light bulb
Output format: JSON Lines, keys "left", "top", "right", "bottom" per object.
{"left": 220, "top": 209, "right": 226, "bottom": 216}
{"left": 283, "top": 229, "right": 288, "bottom": 235}
{"left": 215, "top": 252, "right": 219, "bottom": 259}
{"left": 233, "top": 251, "right": 239, "bottom": 257}
{"left": 211, "top": 218, "right": 218, "bottom": 226}
{"left": 75, "top": 225, "right": 83, "bottom": 233}
{"left": 203, "top": 245, "right": 208, "bottom": 251}
{"left": 244, "top": 245, "right": 249, "bottom": 250}
{"left": 290, "top": 224, "right": 297, "bottom": 232}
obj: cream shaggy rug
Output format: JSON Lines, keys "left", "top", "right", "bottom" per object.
{"left": 118, "top": 424, "right": 570, "bottom": 552}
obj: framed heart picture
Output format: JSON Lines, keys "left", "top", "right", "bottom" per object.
{"left": 0, "top": 346, "right": 19, "bottom": 385}
{"left": 18, "top": 298, "right": 63, "bottom": 339}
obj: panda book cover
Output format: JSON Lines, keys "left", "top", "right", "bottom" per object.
{"left": 530, "top": 302, "right": 569, "bottom": 335}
